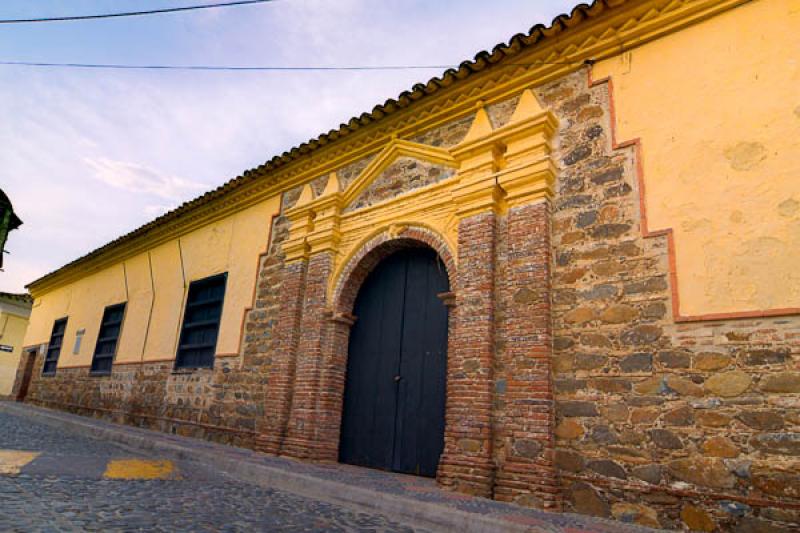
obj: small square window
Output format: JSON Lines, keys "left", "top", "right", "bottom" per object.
{"left": 175, "top": 273, "right": 227, "bottom": 369}
{"left": 73, "top": 329, "right": 85, "bottom": 355}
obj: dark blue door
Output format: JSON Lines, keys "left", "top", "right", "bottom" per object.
{"left": 339, "top": 247, "right": 449, "bottom": 477}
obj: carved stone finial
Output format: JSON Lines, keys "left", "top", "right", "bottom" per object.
{"left": 295, "top": 183, "right": 314, "bottom": 207}
{"left": 321, "top": 172, "right": 340, "bottom": 196}
{"left": 461, "top": 106, "right": 493, "bottom": 143}
{"left": 509, "top": 89, "right": 546, "bottom": 123}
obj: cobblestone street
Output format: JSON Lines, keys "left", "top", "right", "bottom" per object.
{"left": 0, "top": 409, "right": 419, "bottom": 532}
{"left": 0, "top": 404, "right": 662, "bottom": 532}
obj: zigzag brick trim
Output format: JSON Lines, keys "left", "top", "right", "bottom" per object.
{"left": 587, "top": 70, "right": 800, "bottom": 323}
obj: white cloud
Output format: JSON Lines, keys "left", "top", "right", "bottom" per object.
{"left": 84, "top": 157, "right": 205, "bottom": 200}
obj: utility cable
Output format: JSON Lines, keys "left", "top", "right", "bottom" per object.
{"left": 0, "top": 59, "right": 593, "bottom": 72}
{"left": 0, "top": 0, "right": 275, "bottom": 24}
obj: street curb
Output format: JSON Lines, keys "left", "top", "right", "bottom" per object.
{"left": 0, "top": 401, "right": 532, "bottom": 533}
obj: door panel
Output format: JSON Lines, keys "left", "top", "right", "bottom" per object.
{"left": 394, "top": 249, "right": 449, "bottom": 476}
{"left": 339, "top": 252, "right": 406, "bottom": 470}
{"left": 339, "top": 247, "right": 449, "bottom": 477}
{"left": 16, "top": 350, "right": 37, "bottom": 402}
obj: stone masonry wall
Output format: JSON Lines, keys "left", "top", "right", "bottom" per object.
{"left": 543, "top": 68, "right": 800, "bottom": 532}
{"left": 345, "top": 157, "right": 454, "bottom": 212}
{"left": 410, "top": 113, "right": 475, "bottom": 148}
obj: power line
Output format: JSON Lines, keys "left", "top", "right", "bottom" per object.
{"left": 0, "top": 59, "right": 590, "bottom": 72}
{"left": 0, "top": 0, "right": 275, "bottom": 24}
{"left": 0, "top": 60, "right": 456, "bottom": 71}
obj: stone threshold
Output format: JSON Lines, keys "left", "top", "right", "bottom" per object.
{"left": 0, "top": 401, "right": 663, "bottom": 533}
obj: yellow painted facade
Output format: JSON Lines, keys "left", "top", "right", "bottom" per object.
{"left": 0, "top": 303, "right": 31, "bottom": 396}
{"left": 594, "top": 0, "right": 800, "bottom": 317}
{"left": 23, "top": 196, "right": 280, "bottom": 368}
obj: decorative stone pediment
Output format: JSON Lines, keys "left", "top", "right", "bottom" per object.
{"left": 282, "top": 89, "right": 559, "bottom": 283}
{"left": 341, "top": 139, "right": 458, "bottom": 212}
{"left": 345, "top": 157, "right": 456, "bottom": 212}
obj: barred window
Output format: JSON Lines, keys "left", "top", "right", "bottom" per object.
{"left": 90, "top": 303, "right": 126, "bottom": 375}
{"left": 175, "top": 273, "right": 227, "bottom": 369}
{"left": 42, "top": 318, "right": 68, "bottom": 375}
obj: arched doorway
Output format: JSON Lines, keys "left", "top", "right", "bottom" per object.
{"left": 15, "top": 349, "right": 38, "bottom": 402}
{"left": 338, "top": 246, "right": 449, "bottom": 477}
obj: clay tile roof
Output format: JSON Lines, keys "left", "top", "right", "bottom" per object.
{"left": 29, "top": 0, "right": 613, "bottom": 290}
{"left": 0, "top": 292, "right": 33, "bottom": 306}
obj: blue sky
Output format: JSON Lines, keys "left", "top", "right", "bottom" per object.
{"left": 0, "top": 0, "right": 576, "bottom": 292}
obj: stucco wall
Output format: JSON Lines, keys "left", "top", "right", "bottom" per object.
{"left": 0, "top": 311, "right": 30, "bottom": 396}
{"left": 593, "top": 0, "right": 800, "bottom": 318}
{"left": 23, "top": 196, "right": 280, "bottom": 369}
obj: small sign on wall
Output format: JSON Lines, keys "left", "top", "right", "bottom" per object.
{"left": 73, "top": 329, "right": 85, "bottom": 355}
{"left": 0, "top": 344, "right": 13, "bottom": 353}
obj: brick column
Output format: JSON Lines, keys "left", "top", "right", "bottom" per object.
{"left": 282, "top": 252, "right": 335, "bottom": 460}
{"left": 437, "top": 211, "right": 496, "bottom": 497}
{"left": 256, "top": 259, "right": 307, "bottom": 455}
{"left": 311, "top": 313, "right": 355, "bottom": 461}
{"left": 493, "top": 201, "right": 560, "bottom": 510}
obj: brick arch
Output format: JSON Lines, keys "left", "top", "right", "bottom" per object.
{"left": 311, "top": 225, "right": 457, "bottom": 465}
{"left": 332, "top": 225, "right": 456, "bottom": 316}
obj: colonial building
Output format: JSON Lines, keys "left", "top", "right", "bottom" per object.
{"left": 14, "top": 0, "right": 799, "bottom": 530}
{"left": 0, "top": 292, "right": 32, "bottom": 397}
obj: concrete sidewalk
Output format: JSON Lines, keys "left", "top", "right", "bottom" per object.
{"left": 0, "top": 401, "right": 663, "bottom": 533}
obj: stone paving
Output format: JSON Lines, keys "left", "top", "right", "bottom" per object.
{"left": 0, "top": 403, "right": 665, "bottom": 532}
{"left": 0, "top": 409, "right": 420, "bottom": 532}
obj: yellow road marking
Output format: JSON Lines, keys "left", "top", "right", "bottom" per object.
{"left": 103, "top": 459, "right": 176, "bottom": 480}
{"left": 0, "top": 450, "right": 40, "bottom": 475}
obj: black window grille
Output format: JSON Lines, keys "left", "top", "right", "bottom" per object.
{"left": 175, "top": 273, "right": 227, "bottom": 369}
{"left": 42, "top": 318, "right": 67, "bottom": 375}
{"left": 90, "top": 303, "right": 126, "bottom": 375}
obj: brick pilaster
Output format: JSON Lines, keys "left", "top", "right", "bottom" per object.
{"left": 282, "top": 252, "right": 334, "bottom": 460}
{"left": 311, "top": 313, "right": 355, "bottom": 462}
{"left": 437, "top": 211, "right": 496, "bottom": 497}
{"left": 493, "top": 201, "right": 560, "bottom": 510}
{"left": 256, "top": 259, "right": 307, "bottom": 455}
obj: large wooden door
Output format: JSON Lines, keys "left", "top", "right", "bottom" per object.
{"left": 15, "top": 350, "right": 37, "bottom": 402}
{"left": 339, "top": 247, "right": 449, "bottom": 477}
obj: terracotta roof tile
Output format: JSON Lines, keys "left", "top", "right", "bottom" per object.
{"left": 0, "top": 292, "right": 33, "bottom": 306}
